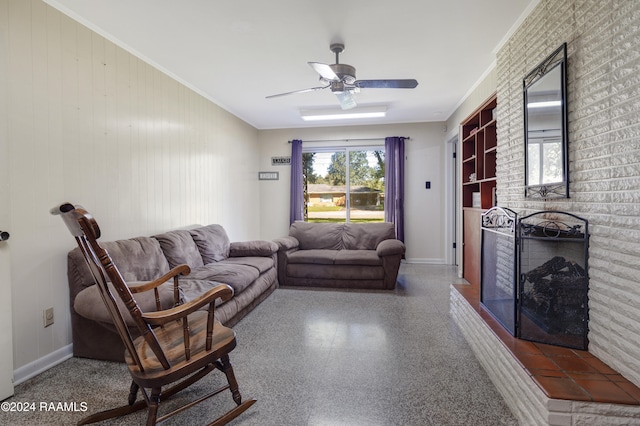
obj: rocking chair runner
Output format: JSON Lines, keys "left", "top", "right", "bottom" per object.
{"left": 51, "top": 203, "right": 255, "bottom": 426}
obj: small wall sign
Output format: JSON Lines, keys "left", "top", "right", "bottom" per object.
{"left": 271, "top": 156, "right": 291, "bottom": 166}
{"left": 258, "top": 171, "right": 279, "bottom": 180}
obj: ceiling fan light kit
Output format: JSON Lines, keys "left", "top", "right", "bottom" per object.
{"left": 267, "top": 43, "right": 418, "bottom": 111}
{"left": 300, "top": 106, "right": 387, "bottom": 121}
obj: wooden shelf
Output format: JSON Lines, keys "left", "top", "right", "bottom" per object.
{"left": 460, "top": 94, "right": 497, "bottom": 209}
{"left": 460, "top": 94, "right": 497, "bottom": 287}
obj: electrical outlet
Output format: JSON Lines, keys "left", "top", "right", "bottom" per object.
{"left": 44, "top": 307, "right": 54, "bottom": 328}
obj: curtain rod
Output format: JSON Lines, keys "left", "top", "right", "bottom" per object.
{"left": 288, "top": 137, "right": 410, "bottom": 143}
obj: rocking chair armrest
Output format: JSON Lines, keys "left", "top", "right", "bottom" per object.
{"left": 128, "top": 264, "right": 191, "bottom": 294}
{"left": 141, "top": 283, "right": 234, "bottom": 326}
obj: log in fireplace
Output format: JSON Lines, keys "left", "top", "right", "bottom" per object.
{"left": 480, "top": 208, "right": 589, "bottom": 350}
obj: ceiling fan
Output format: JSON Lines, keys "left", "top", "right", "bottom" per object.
{"left": 266, "top": 43, "right": 419, "bottom": 110}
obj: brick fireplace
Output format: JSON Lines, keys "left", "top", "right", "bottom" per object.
{"left": 493, "top": 0, "right": 640, "bottom": 390}
{"left": 450, "top": 1, "right": 640, "bottom": 423}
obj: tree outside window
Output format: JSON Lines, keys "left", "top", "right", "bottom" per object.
{"left": 302, "top": 148, "right": 385, "bottom": 223}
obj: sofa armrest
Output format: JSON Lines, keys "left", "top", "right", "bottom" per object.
{"left": 229, "top": 240, "right": 278, "bottom": 257}
{"left": 274, "top": 236, "right": 299, "bottom": 251}
{"left": 273, "top": 236, "right": 299, "bottom": 287}
{"left": 376, "top": 239, "right": 405, "bottom": 257}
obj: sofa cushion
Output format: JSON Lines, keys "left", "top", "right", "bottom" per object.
{"left": 189, "top": 225, "right": 231, "bottom": 262}
{"left": 187, "top": 263, "right": 259, "bottom": 295}
{"left": 289, "top": 222, "right": 344, "bottom": 250}
{"left": 178, "top": 278, "right": 227, "bottom": 308}
{"left": 286, "top": 264, "right": 384, "bottom": 280}
{"left": 334, "top": 250, "right": 382, "bottom": 266}
{"left": 154, "top": 230, "right": 204, "bottom": 269}
{"left": 74, "top": 281, "right": 175, "bottom": 327}
{"left": 69, "top": 237, "right": 171, "bottom": 289}
{"left": 342, "top": 223, "right": 396, "bottom": 250}
{"left": 287, "top": 249, "right": 336, "bottom": 265}
{"left": 221, "top": 257, "right": 274, "bottom": 274}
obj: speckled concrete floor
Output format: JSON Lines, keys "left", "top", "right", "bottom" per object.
{"left": 1, "top": 264, "right": 516, "bottom": 426}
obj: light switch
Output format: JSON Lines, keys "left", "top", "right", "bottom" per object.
{"left": 425, "top": 181, "right": 431, "bottom": 189}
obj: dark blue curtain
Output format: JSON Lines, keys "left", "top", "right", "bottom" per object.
{"left": 385, "top": 136, "right": 405, "bottom": 242}
{"left": 289, "top": 139, "right": 304, "bottom": 224}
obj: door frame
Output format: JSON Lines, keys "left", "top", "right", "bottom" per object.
{"left": 0, "top": 0, "right": 15, "bottom": 400}
{"left": 445, "top": 135, "right": 458, "bottom": 266}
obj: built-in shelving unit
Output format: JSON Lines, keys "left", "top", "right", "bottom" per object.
{"left": 461, "top": 95, "right": 497, "bottom": 209}
{"left": 461, "top": 93, "right": 497, "bottom": 287}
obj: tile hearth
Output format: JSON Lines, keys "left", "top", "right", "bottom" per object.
{"left": 451, "top": 282, "right": 640, "bottom": 425}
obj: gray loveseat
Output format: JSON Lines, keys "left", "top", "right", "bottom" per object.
{"left": 68, "top": 224, "right": 278, "bottom": 362}
{"left": 274, "top": 222, "right": 405, "bottom": 290}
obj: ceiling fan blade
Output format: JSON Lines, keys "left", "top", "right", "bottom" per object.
{"left": 355, "top": 79, "right": 419, "bottom": 89}
{"left": 266, "top": 85, "right": 329, "bottom": 99}
{"left": 309, "top": 62, "right": 339, "bottom": 81}
{"left": 335, "top": 91, "right": 357, "bottom": 110}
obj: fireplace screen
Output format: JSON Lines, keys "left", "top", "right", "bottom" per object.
{"left": 481, "top": 208, "right": 589, "bottom": 350}
{"left": 481, "top": 207, "right": 517, "bottom": 335}
{"left": 518, "top": 211, "right": 589, "bottom": 349}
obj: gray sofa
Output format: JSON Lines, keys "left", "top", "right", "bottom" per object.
{"left": 68, "top": 224, "right": 278, "bottom": 362}
{"left": 274, "top": 222, "right": 405, "bottom": 290}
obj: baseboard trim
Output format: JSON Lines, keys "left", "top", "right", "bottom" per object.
{"left": 404, "top": 258, "right": 446, "bottom": 264}
{"left": 13, "top": 344, "right": 73, "bottom": 386}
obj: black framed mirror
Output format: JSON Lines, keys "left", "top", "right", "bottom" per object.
{"left": 523, "top": 43, "right": 569, "bottom": 199}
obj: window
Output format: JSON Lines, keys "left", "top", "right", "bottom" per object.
{"left": 302, "top": 147, "right": 385, "bottom": 223}
{"left": 527, "top": 136, "right": 563, "bottom": 185}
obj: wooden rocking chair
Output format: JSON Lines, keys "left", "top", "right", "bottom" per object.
{"left": 51, "top": 203, "right": 256, "bottom": 425}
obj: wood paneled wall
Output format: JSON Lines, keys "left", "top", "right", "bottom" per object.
{"left": 4, "top": 0, "right": 259, "bottom": 370}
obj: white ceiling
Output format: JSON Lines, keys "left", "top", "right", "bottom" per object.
{"left": 45, "top": 0, "right": 535, "bottom": 130}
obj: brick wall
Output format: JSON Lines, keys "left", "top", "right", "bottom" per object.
{"left": 496, "top": 0, "right": 640, "bottom": 386}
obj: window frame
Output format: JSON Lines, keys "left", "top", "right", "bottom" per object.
{"left": 302, "top": 144, "right": 385, "bottom": 223}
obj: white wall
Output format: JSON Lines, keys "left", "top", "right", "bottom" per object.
{"left": 4, "top": 0, "right": 261, "bottom": 372}
{"left": 446, "top": 68, "right": 498, "bottom": 142}
{"left": 446, "top": 69, "right": 498, "bottom": 276}
{"left": 257, "top": 122, "right": 450, "bottom": 263}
